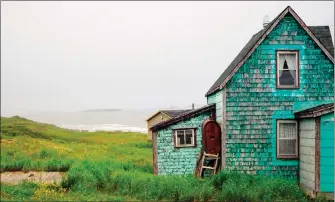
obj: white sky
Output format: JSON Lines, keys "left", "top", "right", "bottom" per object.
{"left": 1, "top": 1, "right": 334, "bottom": 116}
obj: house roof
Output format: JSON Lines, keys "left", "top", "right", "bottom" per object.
{"left": 294, "top": 102, "right": 334, "bottom": 119}
{"left": 293, "top": 100, "right": 334, "bottom": 113}
{"left": 146, "top": 109, "right": 192, "bottom": 121}
{"left": 160, "top": 110, "right": 192, "bottom": 118}
{"left": 205, "top": 6, "right": 335, "bottom": 97}
{"left": 150, "top": 104, "right": 215, "bottom": 131}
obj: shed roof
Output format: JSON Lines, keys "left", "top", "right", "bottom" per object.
{"left": 205, "top": 6, "right": 334, "bottom": 97}
{"left": 146, "top": 109, "right": 191, "bottom": 121}
{"left": 294, "top": 102, "right": 334, "bottom": 119}
{"left": 150, "top": 104, "right": 215, "bottom": 131}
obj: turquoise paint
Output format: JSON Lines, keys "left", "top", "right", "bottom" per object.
{"left": 155, "top": 111, "right": 212, "bottom": 175}
{"left": 320, "top": 166, "right": 334, "bottom": 175}
{"left": 320, "top": 157, "right": 334, "bottom": 166}
{"left": 212, "top": 13, "right": 334, "bottom": 178}
{"left": 207, "top": 90, "right": 223, "bottom": 125}
{"left": 293, "top": 100, "right": 334, "bottom": 113}
{"left": 320, "top": 184, "right": 334, "bottom": 193}
{"left": 320, "top": 113, "right": 334, "bottom": 192}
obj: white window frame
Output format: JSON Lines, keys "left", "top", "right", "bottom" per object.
{"left": 276, "top": 120, "right": 298, "bottom": 159}
{"left": 174, "top": 129, "right": 196, "bottom": 148}
{"left": 276, "top": 51, "right": 299, "bottom": 89}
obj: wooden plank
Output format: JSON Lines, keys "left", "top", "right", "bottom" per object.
{"left": 300, "top": 146, "right": 315, "bottom": 156}
{"left": 152, "top": 132, "right": 158, "bottom": 175}
{"left": 300, "top": 138, "right": 315, "bottom": 147}
{"left": 300, "top": 162, "right": 315, "bottom": 173}
{"left": 203, "top": 166, "right": 215, "bottom": 170}
{"left": 299, "top": 119, "right": 315, "bottom": 131}
{"left": 320, "top": 165, "right": 334, "bottom": 175}
{"left": 315, "top": 117, "right": 320, "bottom": 192}
{"left": 320, "top": 148, "right": 334, "bottom": 157}
{"left": 320, "top": 175, "right": 334, "bottom": 184}
{"left": 301, "top": 170, "right": 316, "bottom": 182}
{"left": 299, "top": 130, "right": 316, "bottom": 139}
{"left": 320, "top": 140, "right": 334, "bottom": 148}
{"left": 300, "top": 177, "right": 315, "bottom": 190}
{"left": 194, "top": 148, "right": 204, "bottom": 177}
{"left": 221, "top": 87, "right": 227, "bottom": 170}
{"left": 320, "top": 157, "right": 334, "bottom": 166}
{"left": 300, "top": 155, "right": 315, "bottom": 164}
{"left": 320, "top": 184, "right": 334, "bottom": 193}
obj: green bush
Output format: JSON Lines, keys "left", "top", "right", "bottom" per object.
{"left": 61, "top": 164, "right": 308, "bottom": 202}
{"left": 1, "top": 182, "right": 38, "bottom": 201}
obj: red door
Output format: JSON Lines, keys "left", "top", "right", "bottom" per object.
{"left": 202, "top": 119, "right": 221, "bottom": 154}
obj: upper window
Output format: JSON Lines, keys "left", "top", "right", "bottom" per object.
{"left": 276, "top": 120, "right": 298, "bottom": 159}
{"left": 174, "top": 129, "right": 196, "bottom": 148}
{"left": 276, "top": 51, "right": 299, "bottom": 88}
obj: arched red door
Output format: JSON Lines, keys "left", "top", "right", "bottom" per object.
{"left": 202, "top": 119, "right": 221, "bottom": 154}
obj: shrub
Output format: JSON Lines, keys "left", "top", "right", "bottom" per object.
{"left": 31, "top": 183, "right": 66, "bottom": 201}
{"left": 1, "top": 182, "right": 38, "bottom": 201}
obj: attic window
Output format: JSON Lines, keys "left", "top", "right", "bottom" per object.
{"left": 276, "top": 51, "right": 299, "bottom": 88}
{"left": 276, "top": 120, "right": 298, "bottom": 159}
{"left": 173, "top": 129, "right": 196, "bottom": 148}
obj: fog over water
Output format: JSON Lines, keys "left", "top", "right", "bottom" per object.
{"left": 2, "top": 2, "right": 333, "bottom": 131}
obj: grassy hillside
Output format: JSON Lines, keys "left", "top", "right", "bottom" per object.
{"left": 1, "top": 116, "right": 152, "bottom": 173}
{"left": 0, "top": 116, "right": 326, "bottom": 201}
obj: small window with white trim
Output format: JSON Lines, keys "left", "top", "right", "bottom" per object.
{"left": 276, "top": 51, "right": 299, "bottom": 88}
{"left": 276, "top": 120, "right": 298, "bottom": 159}
{"left": 174, "top": 129, "right": 196, "bottom": 148}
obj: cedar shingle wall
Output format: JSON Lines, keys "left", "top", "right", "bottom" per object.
{"left": 223, "top": 14, "right": 334, "bottom": 178}
{"left": 155, "top": 112, "right": 212, "bottom": 175}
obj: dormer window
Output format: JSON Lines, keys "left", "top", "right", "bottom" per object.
{"left": 276, "top": 51, "right": 299, "bottom": 89}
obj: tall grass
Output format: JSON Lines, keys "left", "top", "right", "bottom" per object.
{"left": 0, "top": 116, "right": 317, "bottom": 201}
{"left": 60, "top": 160, "right": 308, "bottom": 202}
{"left": 1, "top": 116, "right": 151, "bottom": 172}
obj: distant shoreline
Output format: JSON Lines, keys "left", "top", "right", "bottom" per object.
{"left": 80, "top": 109, "right": 122, "bottom": 112}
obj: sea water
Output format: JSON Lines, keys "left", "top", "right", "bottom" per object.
{"left": 21, "top": 110, "right": 156, "bottom": 133}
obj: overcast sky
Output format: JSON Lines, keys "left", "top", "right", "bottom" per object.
{"left": 1, "top": 1, "right": 334, "bottom": 116}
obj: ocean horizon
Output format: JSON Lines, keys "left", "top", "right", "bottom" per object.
{"left": 2, "top": 104, "right": 206, "bottom": 133}
{"left": 14, "top": 109, "right": 157, "bottom": 133}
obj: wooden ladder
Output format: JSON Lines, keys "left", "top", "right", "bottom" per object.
{"left": 196, "top": 151, "right": 220, "bottom": 177}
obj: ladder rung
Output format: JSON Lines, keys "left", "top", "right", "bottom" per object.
{"left": 204, "top": 153, "right": 219, "bottom": 157}
{"left": 202, "top": 166, "right": 215, "bottom": 170}
{"left": 204, "top": 156, "right": 218, "bottom": 160}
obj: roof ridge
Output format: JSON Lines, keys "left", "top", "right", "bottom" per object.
{"left": 150, "top": 104, "right": 215, "bottom": 131}
{"left": 205, "top": 6, "right": 334, "bottom": 97}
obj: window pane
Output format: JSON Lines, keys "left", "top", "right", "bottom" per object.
{"left": 185, "top": 130, "right": 193, "bottom": 145}
{"left": 279, "top": 139, "right": 296, "bottom": 155}
{"left": 177, "top": 131, "right": 184, "bottom": 136}
{"left": 278, "top": 54, "right": 297, "bottom": 70}
{"left": 279, "top": 70, "right": 296, "bottom": 86}
{"left": 279, "top": 123, "right": 297, "bottom": 138}
{"left": 185, "top": 134, "right": 193, "bottom": 144}
{"left": 176, "top": 131, "right": 185, "bottom": 145}
{"left": 177, "top": 134, "right": 184, "bottom": 145}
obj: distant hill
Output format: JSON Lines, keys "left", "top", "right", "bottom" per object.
{"left": 80, "top": 109, "right": 122, "bottom": 112}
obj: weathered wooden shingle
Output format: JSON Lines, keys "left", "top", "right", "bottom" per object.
{"left": 205, "top": 7, "right": 334, "bottom": 97}
{"left": 160, "top": 110, "right": 192, "bottom": 118}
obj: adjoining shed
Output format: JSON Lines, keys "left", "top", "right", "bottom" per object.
{"left": 146, "top": 109, "right": 191, "bottom": 140}
{"left": 295, "top": 103, "right": 334, "bottom": 199}
{"left": 150, "top": 104, "right": 216, "bottom": 175}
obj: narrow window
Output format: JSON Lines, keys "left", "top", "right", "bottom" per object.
{"left": 276, "top": 120, "right": 298, "bottom": 159}
{"left": 276, "top": 51, "right": 299, "bottom": 88}
{"left": 174, "top": 129, "right": 196, "bottom": 148}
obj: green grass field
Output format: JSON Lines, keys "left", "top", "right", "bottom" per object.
{"left": 0, "top": 116, "right": 327, "bottom": 201}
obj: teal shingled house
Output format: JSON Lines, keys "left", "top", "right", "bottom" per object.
{"left": 150, "top": 6, "right": 334, "bottom": 199}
